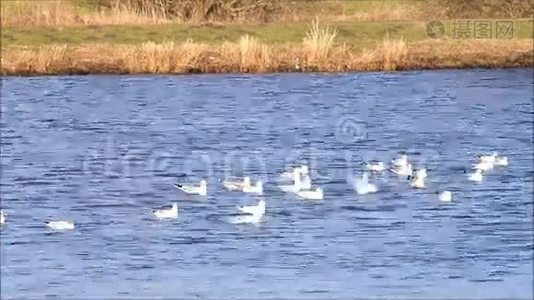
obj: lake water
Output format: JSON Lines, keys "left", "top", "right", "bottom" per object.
{"left": 1, "top": 69, "right": 533, "bottom": 299}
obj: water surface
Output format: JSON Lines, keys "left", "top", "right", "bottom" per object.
{"left": 1, "top": 69, "right": 533, "bottom": 298}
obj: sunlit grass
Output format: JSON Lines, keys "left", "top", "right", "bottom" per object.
{"left": 2, "top": 19, "right": 531, "bottom": 47}
{"left": 382, "top": 35, "right": 407, "bottom": 71}
{"left": 302, "top": 19, "right": 338, "bottom": 65}
{"left": 0, "top": 0, "right": 426, "bottom": 27}
{"left": 2, "top": 38, "right": 531, "bottom": 75}
{"left": 0, "top": 0, "right": 171, "bottom": 27}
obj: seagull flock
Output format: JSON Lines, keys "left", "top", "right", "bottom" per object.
{"left": 0, "top": 151, "right": 508, "bottom": 230}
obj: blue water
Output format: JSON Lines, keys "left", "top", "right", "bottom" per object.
{"left": 1, "top": 69, "right": 533, "bottom": 299}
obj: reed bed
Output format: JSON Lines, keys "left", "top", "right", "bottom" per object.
{"left": 0, "top": 1, "right": 409, "bottom": 27}
{"left": 6, "top": 0, "right": 529, "bottom": 27}
{"left": 2, "top": 38, "right": 532, "bottom": 76}
{"left": 0, "top": 0, "right": 171, "bottom": 27}
{"left": 382, "top": 36, "right": 407, "bottom": 71}
{"left": 1, "top": 2, "right": 413, "bottom": 27}
{"left": 302, "top": 19, "right": 338, "bottom": 65}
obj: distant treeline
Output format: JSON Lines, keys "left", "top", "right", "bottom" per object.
{"left": 430, "top": 0, "right": 533, "bottom": 18}
{"left": 96, "top": 0, "right": 533, "bottom": 22}
{"left": 96, "top": 0, "right": 285, "bottom": 22}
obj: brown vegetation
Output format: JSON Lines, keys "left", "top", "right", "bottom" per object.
{"left": 427, "top": 0, "right": 533, "bottom": 19}
{"left": 2, "top": 38, "right": 531, "bottom": 75}
{"left": 2, "top": 0, "right": 531, "bottom": 27}
{"left": 1, "top": 1, "right": 531, "bottom": 75}
{"left": 96, "top": 0, "right": 284, "bottom": 22}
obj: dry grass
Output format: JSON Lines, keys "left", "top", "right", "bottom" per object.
{"left": 302, "top": 18, "right": 338, "bottom": 66}
{"left": 236, "top": 35, "right": 270, "bottom": 72}
{"left": 425, "top": 0, "right": 533, "bottom": 19}
{"left": 96, "top": 0, "right": 285, "bottom": 23}
{"left": 0, "top": 0, "right": 494, "bottom": 27}
{"left": 0, "top": 0, "right": 171, "bottom": 27}
{"left": 1, "top": 1, "right": 70, "bottom": 27}
{"left": 331, "top": 1, "right": 418, "bottom": 22}
{"left": 6, "top": 0, "right": 529, "bottom": 27}
{"left": 382, "top": 35, "right": 407, "bottom": 71}
{"left": 2, "top": 38, "right": 531, "bottom": 75}
{"left": 0, "top": 1, "right": 400, "bottom": 27}
{"left": 1, "top": 1, "right": 416, "bottom": 27}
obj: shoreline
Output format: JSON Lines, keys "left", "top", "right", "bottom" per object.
{"left": 2, "top": 66, "right": 532, "bottom": 77}
{"left": 1, "top": 1, "right": 532, "bottom": 76}
{"left": 1, "top": 39, "right": 532, "bottom": 76}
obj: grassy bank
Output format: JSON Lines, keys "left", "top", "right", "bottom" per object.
{"left": 3, "top": 20, "right": 532, "bottom": 46}
{"left": 0, "top": 0, "right": 436, "bottom": 27}
{"left": 2, "top": 37, "right": 531, "bottom": 75}
{"left": 2, "top": 0, "right": 531, "bottom": 27}
{"left": 1, "top": 0, "right": 533, "bottom": 75}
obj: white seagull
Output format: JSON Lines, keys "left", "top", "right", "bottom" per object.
{"left": 392, "top": 154, "right": 409, "bottom": 167}
{"left": 237, "top": 199, "right": 266, "bottom": 216}
{"left": 300, "top": 173, "right": 312, "bottom": 190}
{"left": 242, "top": 177, "right": 263, "bottom": 195}
{"left": 280, "top": 165, "right": 309, "bottom": 180}
{"left": 364, "top": 161, "right": 385, "bottom": 172}
{"left": 437, "top": 191, "right": 452, "bottom": 202}
{"left": 391, "top": 154, "right": 413, "bottom": 176}
{"left": 222, "top": 177, "right": 248, "bottom": 191}
{"left": 494, "top": 155, "right": 508, "bottom": 166}
{"left": 354, "top": 172, "right": 378, "bottom": 195}
{"left": 473, "top": 160, "right": 494, "bottom": 171}
{"left": 173, "top": 179, "right": 207, "bottom": 196}
{"left": 296, "top": 187, "right": 324, "bottom": 200}
{"left": 152, "top": 203, "right": 178, "bottom": 219}
{"left": 278, "top": 169, "right": 304, "bottom": 193}
{"left": 468, "top": 169, "right": 483, "bottom": 182}
{"left": 478, "top": 152, "right": 498, "bottom": 164}
{"left": 408, "top": 170, "right": 426, "bottom": 189}
{"left": 46, "top": 220, "right": 75, "bottom": 231}
{"left": 233, "top": 199, "right": 266, "bottom": 224}
{"left": 414, "top": 168, "right": 427, "bottom": 180}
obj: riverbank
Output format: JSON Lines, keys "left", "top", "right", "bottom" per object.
{"left": 2, "top": 38, "right": 531, "bottom": 75}
{"left": 1, "top": 1, "right": 532, "bottom": 75}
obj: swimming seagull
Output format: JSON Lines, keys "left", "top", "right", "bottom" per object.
{"left": 296, "top": 187, "right": 324, "bottom": 200}
{"left": 364, "top": 161, "right": 385, "bottom": 172}
{"left": 392, "top": 154, "right": 409, "bottom": 167}
{"left": 279, "top": 170, "right": 294, "bottom": 181}
{"left": 222, "top": 176, "right": 248, "bottom": 191}
{"left": 437, "top": 191, "right": 452, "bottom": 202}
{"left": 300, "top": 173, "right": 312, "bottom": 190}
{"left": 391, "top": 154, "right": 413, "bottom": 176}
{"left": 414, "top": 168, "right": 427, "bottom": 180}
{"left": 408, "top": 171, "right": 426, "bottom": 189}
{"left": 233, "top": 199, "right": 266, "bottom": 224}
{"left": 0, "top": 210, "right": 5, "bottom": 225}
{"left": 278, "top": 169, "right": 303, "bottom": 193}
{"left": 354, "top": 172, "right": 378, "bottom": 195}
{"left": 45, "top": 220, "right": 75, "bottom": 231}
{"left": 174, "top": 179, "right": 207, "bottom": 196}
{"left": 242, "top": 177, "right": 263, "bottom": 195}
{"left": 477, "top": 152, "right": 498, "bottom": 164}
{"left": 237, "top": 199, "right": 266, "bottom": 216}
{"left": 467, "top": 169, "right": 483, "bottom": 182}
{"left": 473, "top": 160, "right": 494, "bottom": 171}
{"left": 494, "top": 155, "right": 508, "bottom": 166}
{"left": 280, "top": 165, "right": 308, "bottom": 181}
{"left": 152, "top": 203, "right": 178, "bottom": 219}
